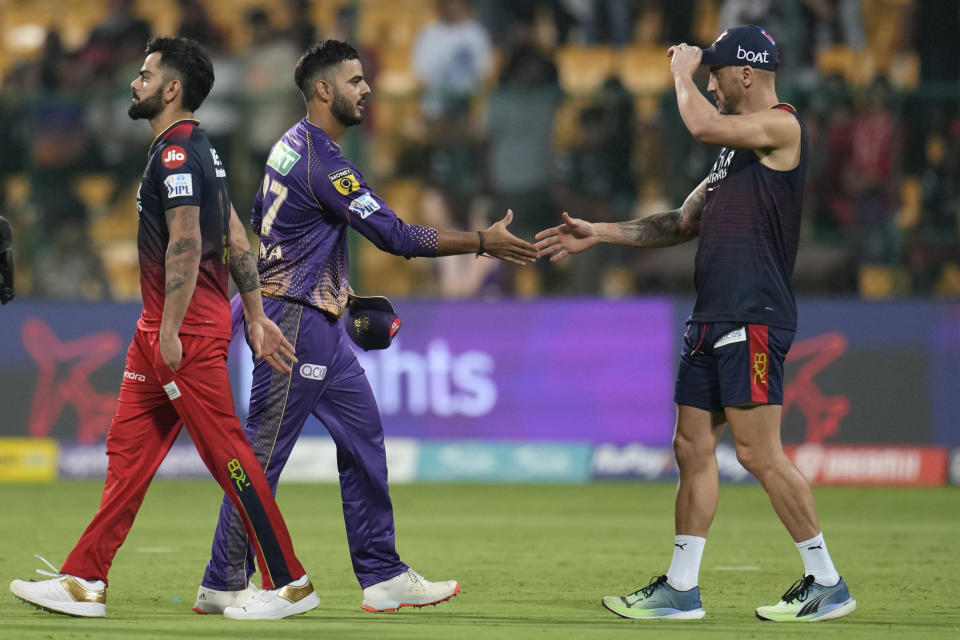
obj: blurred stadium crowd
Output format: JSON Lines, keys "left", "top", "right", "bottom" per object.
{"left": 0, "top": 0, "right": 958, "bottom": 301}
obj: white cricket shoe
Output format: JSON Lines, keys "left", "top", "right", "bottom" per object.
{"left": 193, "top": 581, "right": 260, "bottom": 614}
{"left": 223, "top": 575, "right": 320, "bottom": 620}
{"left": 10, "top": 575, "right": 106, "bottom": 618}
{"left": 361, "top": 568, "right": 460, "bottom": 612}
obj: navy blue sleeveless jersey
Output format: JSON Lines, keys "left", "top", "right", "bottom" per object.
{"left": 136, "top": 119, "right": 232, "bottom": 339}
{"left": 691, "top": 105, "right": 808, "bottom": 331}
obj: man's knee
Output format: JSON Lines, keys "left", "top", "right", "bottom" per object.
{"left": 673, "top": 430, "right": 714, "bottom": 470}
{"left": 735, "top": 443, "right": 788, "bottom": 479}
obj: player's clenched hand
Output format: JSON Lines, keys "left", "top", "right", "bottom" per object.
{"left": 247, "top": 317, "right": 297, "bottom": 373}
{"left": 481, "top": 209, "right": 539, "bottom": 265}
{"left": 159, "top": 332, "right": 183, "bottom": 371}
{"left": 534, "top": 212, "right": 599, "bottom": 262}
{"left": 667, "top": 43, "right": 702, "bottom": 78}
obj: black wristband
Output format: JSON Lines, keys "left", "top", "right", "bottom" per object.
{"left": 476, "top": 230, "right": 486, "bottom": 257}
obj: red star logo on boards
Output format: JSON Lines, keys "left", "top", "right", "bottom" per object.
{"left": 22, "top": 318, "right": 122, "bottom": 443}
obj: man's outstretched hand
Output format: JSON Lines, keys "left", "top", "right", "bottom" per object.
{"left": 481, "top": 209, "right": 539, "bottom": 265}
{"left": 534, "top": 212, "right": 600, "bottom": 262}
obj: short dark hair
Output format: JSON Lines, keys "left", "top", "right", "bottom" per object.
{"left": 294, "top": 40, "right": 360, "bottom": 99}
{"left": 144, "top": 36, "right": 214, "bottom": 112}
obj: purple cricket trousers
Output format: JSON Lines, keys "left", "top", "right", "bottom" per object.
{"left": 200, "top": 296, "right": 407, "bottom": 590}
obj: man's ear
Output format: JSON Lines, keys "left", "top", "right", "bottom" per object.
{"left": 741, "top": 66, "right": 754, "bottom": 88}
{"left": 164, "top": 77, "right": 182, "bottom": 106}
{"left": 316, "top": 78, "right": 331, "bottom": 102}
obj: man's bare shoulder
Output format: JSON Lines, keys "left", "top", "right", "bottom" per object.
{"left": 753, "top": 106, "right": 802, "bottom": 169}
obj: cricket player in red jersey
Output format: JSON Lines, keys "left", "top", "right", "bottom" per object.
{"left": 10, "top": 37, "right": 320, "bottom": 621}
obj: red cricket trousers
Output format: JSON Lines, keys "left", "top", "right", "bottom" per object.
{"left": 61, "top": 329, "right": 304, "bottom": 589}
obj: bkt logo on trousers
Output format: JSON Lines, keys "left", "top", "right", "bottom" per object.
{"left": 737, "top": 45, "right": 770, "bottom": 64}
{"left": 299, "top": 363, "right": 327, "bottom": 381}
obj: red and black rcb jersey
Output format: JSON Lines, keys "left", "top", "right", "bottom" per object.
{"left": 691, "top": 104, "right": 808, "bottom": 332}
{"left": 136, "top": 119, "right": 231, "bottom": 339}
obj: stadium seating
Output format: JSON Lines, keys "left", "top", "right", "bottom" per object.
{"left": 556, "top": 45, "right": 616, "bottom": 96}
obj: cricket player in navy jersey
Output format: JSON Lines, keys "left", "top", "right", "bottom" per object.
{"left": 536, "top": 26, "right": 855, "bottom": 622}
{"left": 193, "top": 40, "right": 537, "bottom": 614}
{"left": 10, "top": 37, "right": 321, "bottom": 621}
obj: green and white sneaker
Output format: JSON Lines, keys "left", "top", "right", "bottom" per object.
{"left": 602, "top": 575, "right": 705, "bottom": 620}
{"left": 756, "top": 575, "right": 856, "bottom": 622}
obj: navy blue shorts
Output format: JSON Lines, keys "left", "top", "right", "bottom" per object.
{"left": 674, "top": 321, "right": 795, "bottom": 411}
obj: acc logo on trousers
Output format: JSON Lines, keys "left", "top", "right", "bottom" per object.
{"left": 299, "top": 363, "right": 327, "bottom": 381}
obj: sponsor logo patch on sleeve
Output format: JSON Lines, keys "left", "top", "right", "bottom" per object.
{"left": 164, "top": 173, "right": 194, "bottom": 198}
{"left": 328, "top": 167, "right": 360, "bottom": 195}
{"left": 161, "top": 145, "right": 187, "bottom": 169}
{"left": 348, "top": 193, "right": 381, "bottom": 219}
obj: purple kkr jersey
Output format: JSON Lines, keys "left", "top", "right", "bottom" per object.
{"left": 252, "top": 119, "right": 438, "bottom": 317}
{"left": 691, "top": 104, "right": 808, "bottom": 331}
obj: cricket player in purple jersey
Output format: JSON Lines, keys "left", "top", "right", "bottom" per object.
{"left": 193, "top": 40, "right": 537, "bottom": 615}
{"left": 537, "top": 26, "right": 854, "bottom": 622}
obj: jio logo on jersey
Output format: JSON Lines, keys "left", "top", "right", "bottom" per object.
{"left": 299, "top": 363, "right": 328, "bottom": 381}
{"left": 162, "top": 145, "right": 187, "bottom": 169}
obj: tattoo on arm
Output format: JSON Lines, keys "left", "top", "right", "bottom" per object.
{"left": 165, "top": 209, "right": 200, "bottom": 232}
{"left": 679, "top": 179, "right": 707, "bottom": 227}
{"left": 165, "top": 273, "right": 186, "bottom": 294}
{"left": 165, "top": 238, "right": 199, "bottom": 293}
{"left": 168, "top": 237, "right": 199, "bottom": 257}
{"left": 617, "top": 211, "right": 685, "bottom": 246}
{"left": 229, "top": 248, "right": 261, "bottom": 294}
{"left": 613, "top": 179, "right": 706, "bottom": 248}
{"left": 163, "top": 207, "right": 201, "bottom": 296}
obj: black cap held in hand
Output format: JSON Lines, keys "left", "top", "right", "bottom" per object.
{"left": 345, "top": 294, "right": 401, "bottom": 350}
{"left": 699, "top": 25, "right": 779, "bottom": 71}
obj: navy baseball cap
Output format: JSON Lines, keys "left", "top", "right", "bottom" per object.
{"left": 700, "top": 25, "right": 779, "bottom": 71}
{"left": 345, "top": 294, "right": 401, "bottom": 351}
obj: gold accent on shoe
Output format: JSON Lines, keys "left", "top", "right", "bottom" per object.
{"left": 60, "top": 577, "right": 106, "bottom": 604}
{"left": 277, "top": 579, "right": 314, "bottom": 603}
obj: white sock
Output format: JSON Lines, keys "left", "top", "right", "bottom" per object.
{"left": 286, "top": 575, "right": 308, "bottom": 587}
{"left": 796, "top": 532, "right": 840, "bottom": 586}
{"left": 666, "top": 535, "right": 705, "bottom": 591}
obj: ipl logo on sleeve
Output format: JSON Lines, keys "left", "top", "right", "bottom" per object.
{"left": 164, "top": 174, "right": 194, "bottom": 198}
{"left": 349, "top": 193, "right": 381, "bottom": 219}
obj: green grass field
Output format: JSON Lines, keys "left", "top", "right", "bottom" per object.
{"left": 1, "top": 481, "right": 957, "bottom": 639}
